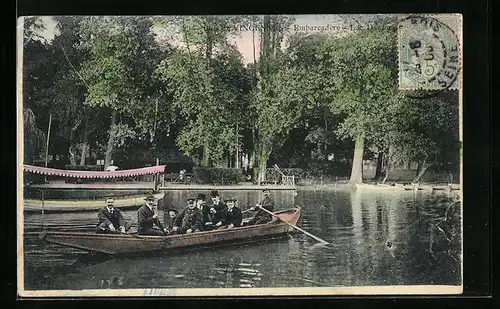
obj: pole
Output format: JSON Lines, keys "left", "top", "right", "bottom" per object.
{"left": 236, "top": 123, "right": 239, "bottom": 169}
{"left": 44, "top": 113, "right": 52, "bottom": 182}
{"left": 154, "top": 158, "right": 159, "bottom": 192}
{"left": 257, "top": 206, "right": 330, "bottom": 245}
{"left": 41, "top": 189, "right": 46, "bottom": 231}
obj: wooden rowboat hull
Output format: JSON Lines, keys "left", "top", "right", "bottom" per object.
{"left": 23, "top": 192, "right": 165, "bottom": 213}
{"left": 41, "top": 207, "right": 301, "bottom": 255}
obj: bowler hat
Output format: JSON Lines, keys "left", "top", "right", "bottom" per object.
{"left": 197, "top": 193, "right": 206, "bottom": 201}
{"left": 210, "top": 190, "right": 219, "bottom": 197}
{"left": 144, "top": 194, "right": 157, "bottom": 201}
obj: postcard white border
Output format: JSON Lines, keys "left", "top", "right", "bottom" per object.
{"left": 16, "top": 14, "right": 464, "bottom": 298}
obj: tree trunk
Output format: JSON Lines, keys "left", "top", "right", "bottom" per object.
{"left": 381, "top": 167, "right": 391, "bottom": 184}
{"left": 416, "top": 160, "right": 422, "bottom": 176}
{"left": 68, "top": 117, "right": 81, "bottom": 166}
{"left": 104, "top": 110, "right": 117, "bottom": 169}
{"left": 235, "top": 123, "right": 239, "bottom": 169}
{"left": 69, "top": 146, "right": 76, "bottom": 166}
{"left": 374, "top": 152, "right": 384, "bottom": 180}
{"left": 323, "top": 112, "right": 328, "bottom": 161}
{"left": 250, "top": 126, "right": 256, "bottom": 167}
{"left": 79, "top": 116, "right": 89, "bottom": 166}
{"left": 79, "top": 144, "right": 87, "bottom": 166}
{"left": 349, "top": 134, "right": 364, "bottom": 184}
{"left": 202, "top": 141, "right": 210, "bottom": 167}
{"left": 258, "top": 153, "right": 267, "bottom": 185}
{"left": 256, "top": 143, "right": 272, "bottom": 185}
{"left": 412, "top": 162, "right": 430, "bottom": 183}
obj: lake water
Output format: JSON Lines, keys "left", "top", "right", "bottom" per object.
{"left": 22, "top": 188, "right": 462, "bottom": 290}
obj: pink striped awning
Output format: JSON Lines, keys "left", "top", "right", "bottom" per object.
{"left": 23, "top": 164, "right": 166, "bottom": 179}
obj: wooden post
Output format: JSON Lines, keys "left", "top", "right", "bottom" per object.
{"left": 154, "top": 158, "right": 159, "bottom": 192}
{"left": 44, "top": 113, "right": 52, "bottom": 183}
{"left": 40, "top": 189, "right": 45, "bottom": 231}
{"left": 235, "top": 123, "right": 239, "bottom": 169}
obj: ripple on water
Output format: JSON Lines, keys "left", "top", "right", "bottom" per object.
{"left": 22, "top": 190, "right": 461, "bottom": 289}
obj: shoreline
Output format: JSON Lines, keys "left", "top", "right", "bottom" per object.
{"left": 26, "top": 180, "right": 460, "bottom": 191}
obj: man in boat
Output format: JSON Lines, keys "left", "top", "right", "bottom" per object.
{"left": 163, "top": 208, "right": 181, "bottom": 235}
{"left": 206, "top": 190, "right": 228, "bottom": 229}
{"left": 223, "top": 197, "right": 242, "bottom": 229}
{"left": 137, "top": 194, "right": 168, "bottom": 236}
{"left": 195, "top": 193, "right": 212, "bottom": 231}
{"left": 174, "top": 198, "right": 203, "bottom": 234}
{"left": 96, "top": 197, "right": 129, "bottom": 234}
{"left": 245, "top": 188, "right": 275, "bottom": 225}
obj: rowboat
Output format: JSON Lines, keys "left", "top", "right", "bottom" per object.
{"left": 40, "top": 207, "right": 301, "bottom": 255}
{"left": 23, "top": 192, "right": 165, "bottom": 213}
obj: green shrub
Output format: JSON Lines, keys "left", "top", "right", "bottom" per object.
{"left": 193, "top": 167, "right": 244, "bottom": 184}
{"left": 64, "top": 165, "right": 102, "bottom": 171}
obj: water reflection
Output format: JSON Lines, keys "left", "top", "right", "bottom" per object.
{"left": 23, "top": 188, "right": 461, "bottom": 290}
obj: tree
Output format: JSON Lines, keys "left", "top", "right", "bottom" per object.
{"left": 326, "top": 21, "right": 400, "bottom": 184}
{"left": 252, "top": 15, "right": 297, "bottom": 183}
{"left": 156, "top": 16, "right": 251, "bottom": 167}
{"left": 23, "top": 108, "right": 46, "bottom": 164}
{"left": 79, "top": 16, "right": 163, "bottom": 169}
{"left": 49, "top": 16, "right": 99, "bottom": 166}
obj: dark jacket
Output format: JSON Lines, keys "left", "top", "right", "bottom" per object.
{"left": 256, "top": 196, "right": 275, "bottom": 220}
{"left": 198, "top": 204, "right": 212, "bottom": 230}
{"left": 210, "top": 202, "right": 228, "bottom": 225}
{"left": 200, "top": 204, "right": 211, "bottom": 223}
{"left": 97, "top": 207, "right": 125, "bottom": 228}
{"left": 137, "top": 205, "right": 163, "bottom": 232}
{"left": 226, "top": 206, "right": 242, "bottom": 227}
{"left": 163, "top": 216, "right": 178, "bottom": 230}
{"left": 175, "top": 206, "right": 203, "bottom": 231}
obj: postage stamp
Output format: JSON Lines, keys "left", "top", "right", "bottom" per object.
{"left": 18, "top": 14, "right": 463, "bottom": 297}
{"left": 397, "top": 15, "right": 462, "bottom": 90}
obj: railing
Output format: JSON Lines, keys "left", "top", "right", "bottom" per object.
{"left": 161, "top": 173, "right": 194, "bottom": 186}
{"left": 281, "top": 175, "right": 295, "bottom": 186}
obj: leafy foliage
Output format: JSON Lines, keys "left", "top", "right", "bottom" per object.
{"left": 155, "top": 16, "right": 253, "bottom": 166}
{"left": 23, "top": 108, "right": 46, "bottom": 163}
{"left": 193, "top": 167, "right": 244, "bottom": 184}
{"left": 21, "top": 15, "right": 460, "bottom": 183}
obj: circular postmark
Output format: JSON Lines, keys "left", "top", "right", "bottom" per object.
{"left": 398, "top": 15, "right": 460, "bottom": 96}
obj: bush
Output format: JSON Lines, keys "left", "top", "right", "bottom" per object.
{"left": 64, "top": 165, "right": 102, "bottom": 171}
{"left": 193, "top": 167, "right": 245, "bottom": 185}
{"left": 303, "top": 161, "right": 351, "bottom": 179}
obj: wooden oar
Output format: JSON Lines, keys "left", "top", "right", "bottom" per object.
{"left": 257, "top": 206, "right": 330, "bottom": 245}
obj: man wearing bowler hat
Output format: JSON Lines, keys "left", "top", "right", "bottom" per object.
{"left": 207, "top": 190, "right": 228, "bottom": 229}
{"left": 195, "top": 193, "right": 212, "bottom": 230}
{"left": 137, "top": 194, "right": 168, "bottom": 236}
{"left": 224, "top": 197, "right": 242, "bottom": 229}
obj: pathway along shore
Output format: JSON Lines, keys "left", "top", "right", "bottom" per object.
{"left": 26, "top": 181, "right": 459, "bottom": 192}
